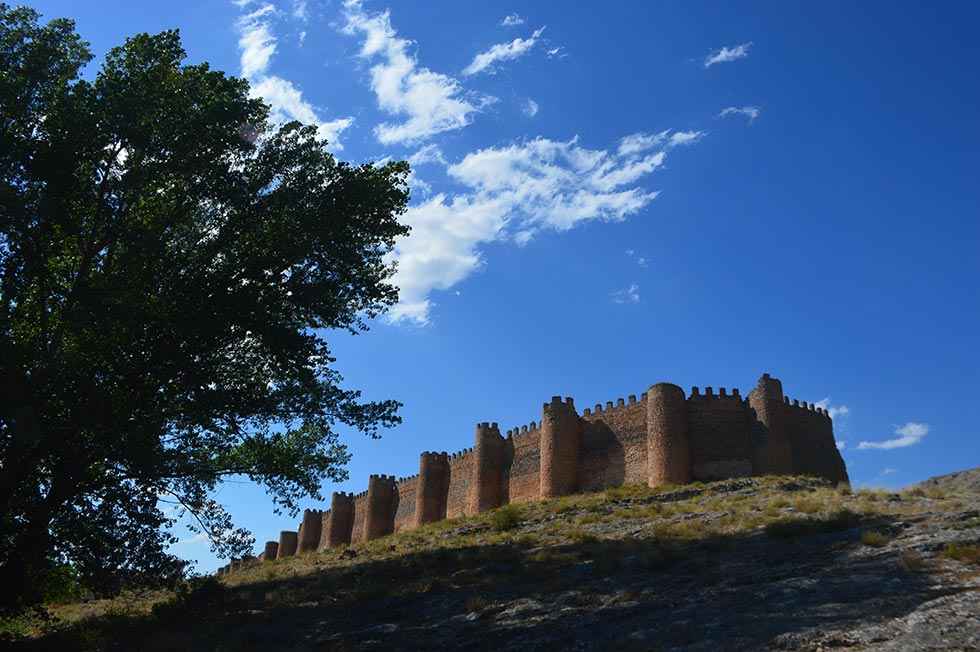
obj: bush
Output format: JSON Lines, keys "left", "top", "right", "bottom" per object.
{"left": 151, "top": 576, "right": 227, "bottom": 621}
{"left": 490, "top": 505, "right": 523, "bottom": 532}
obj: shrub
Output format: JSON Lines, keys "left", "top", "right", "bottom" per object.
{"left": 860, "top": 530, "right": 891, "bottom": 547}
{"left": 942, "top": 543, "right": 980, "bottom": 565}
{"left": 490, "top": 505, "right": 523, "bottom": 532}
{"left": 899, "top": 550, "right": 927, "bottom": 572}
{"left": 764, "top": 509, "right": 861, "bottom": 539}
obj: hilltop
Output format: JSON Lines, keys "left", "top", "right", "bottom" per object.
{"left": 914, "top": 467, "right": 980, "bottom": 497}
{"left": 11, "top": 475, "right": 980, "bottom": 651}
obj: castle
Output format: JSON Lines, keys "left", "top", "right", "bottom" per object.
{"left": 221, "top": 373, "right": 848, "bottom": 570}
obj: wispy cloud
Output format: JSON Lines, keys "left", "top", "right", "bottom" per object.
{"left": 704, "top": 42, "right": 752, "bottom": 68}
{"left": 836, "top": 440, "right": 846, "bottom": 450}
{"left": 522, "top": 98, "right": 539, "bottom": 117}
{"left": 611, "top": 283, "right": 640, "bottom": 304}
{"left": 342, "top": 0, "right": 489, "bottom": 144}
{"left": 718, "top": 106, "right": 760, "bottom": 123}
{"left": 880, "top": 467, "right": 898, "bottom": 475}
{"left": 858, "top": 422, "right": 929, "bottom": 450}
{"left": 618, "top": 129, "right": 704, "bottom": 157}
{"left": 235, "top": 2, "right": 353, "bottom": 148}
{"left": 388, "top": 133, "right": 700, "bottom": 323}
{"left": 624, "top": 249, "right": 648, "bottom": 267}
{"left": 546, "top": 46, "right": 566, "bottom": 59}
{"left": 174, "top": 532, "right": 208, "bottom": 546}
{"left": 463, "top": 27, "right": 546, "bottom": 76}
{"left": 501, "top": 13, "right": 525, "bottom": 27}
{"left": 815, "top": 397, "right": 850, "bottom": 420}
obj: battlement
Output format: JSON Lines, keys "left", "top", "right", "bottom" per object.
{"left": 242, "top": 372, "right": 848, "bottom": 570}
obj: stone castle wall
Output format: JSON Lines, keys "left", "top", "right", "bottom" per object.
{"left": 243, "top": 373, "right": 848, "bottom": 568}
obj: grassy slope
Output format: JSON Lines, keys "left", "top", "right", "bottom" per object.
{"left": 9, "top": 476, "right": 980, "bottom": 650}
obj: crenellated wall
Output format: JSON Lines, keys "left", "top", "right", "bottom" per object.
{"left": 243, "top": 372, "right": 849, "bottom": 566}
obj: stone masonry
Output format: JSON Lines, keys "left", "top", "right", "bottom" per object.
{"left": 253, "top": 373, "right": 849, "bottom": 559}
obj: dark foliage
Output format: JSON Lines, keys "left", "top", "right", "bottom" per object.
{"left": 0, "top": 4, "right": 409, "bottom": 612}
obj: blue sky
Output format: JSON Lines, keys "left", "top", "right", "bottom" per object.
{"left": 32, "top": 0, "right": 979, "bottom": 571}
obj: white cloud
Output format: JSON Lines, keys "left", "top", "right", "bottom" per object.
{"left": 342, "top": 0, "right": 489, "bottom": 144}
{"left": 611, "top": 283, "right": 640, "bottom": 304}
{"left": 718, "top": 106, "right": 760, "bottom": 123}
{"left": 881, "top": 467, "right": 898, "bottom": 475}
{"left": 407, "top": 144, "right": 446, "bottom": 166}
{"left": 175, "top": 532, "right": 209, "bottom": 546}
{"left": 388, "top": 133, "right": 699, "bottom": 323}
{"left": 298, "top": 30, "right": 307, "bottom": 46}
{"left": 624, "top": 248, "right": 649, "bottom": 267}
{"left": 501, "top": 13, "right": 525, "bottom": 27}
{"left": 815, "top": 397, "right": 850, "bottom": 420}
{"left": 235, "top": 2, "right": 353, "bottom": 149}
{"left": 463, "top": 26, "right": 546, "bottom": 76}
{"left": 522, "top": 98, "right": 539, "bottom": 117}
{"left": 858, "top": 422, "right": 929, "bottom": 450}
{"left": 704, "top": 42, "right": 752, "bottom": 68}
{"left": 836, "top": 440, "right": 846, "bottom": 450}
{"left": 546, "top": 46, "right": 566, "bottom": 59}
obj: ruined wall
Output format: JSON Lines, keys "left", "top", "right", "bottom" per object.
{"left": 503, "top": 424, "right": 541, "bottom": 504}
{"left": 686, "top": 387, "right": 754, "bottom": 481}
{"left": 393, "top": 475, "right": 418, "bottom": 532}
{"left": 445, "top": 449, "right": 474, "bottom": 518}
{"left": 784, "top": 399, "right": 849, "bottom": 484}
{"left": 580, "top": 394, "right": 647, "bottom": 492}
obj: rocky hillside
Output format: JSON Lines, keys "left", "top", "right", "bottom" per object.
{"left": 914, "top": 466, "right": 980, "bottom": 497}
{"left": 13, "top": 476, "right": 980, "bottom": 651}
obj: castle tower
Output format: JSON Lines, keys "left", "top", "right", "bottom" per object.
{"left": 748, "top": 373, "right": 793, "bottom": 474}
{"left": 263, "top": 541, "right": 279, "bottom": 561}
{"left": 364, "top": 474, "right": 397, "bottom": 540}
{"left": 297, "top": 509, "right": 322, "bottom": 553}
{"left": 320, "top": 492, "right": 355, "bottom": 548}
{"left": 276, "top": 530, "right": 298, "bottom": 558}
{"left": 469, "top": 422, "right": 504, "bottom": 514}
{"left": 646, "top": 383, "right": 691, "bottom": 486}
{"left": 416, "top": 451, "right": 450, "bottom": 525}
{"left": 540, "top": 396, "right": 582, "bottom": 498}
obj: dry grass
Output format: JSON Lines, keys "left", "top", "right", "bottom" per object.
{"left": 942, "top": 543, "right": 980, "bottom": 565}
{"left": 860, "top": 530, "right": 892, "bottom": 547}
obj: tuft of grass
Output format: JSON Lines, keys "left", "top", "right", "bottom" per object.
{"left": 490, "top": 504, "right": 524, "bottom": 532}
{"left": 942, "top": 543, "right": 980, "bottom": 565}
{"left": 860, "top": 530, "right": 892, "bottom": 547}
{"left": 464, "top": 595, "right": 489, "bottom": 612}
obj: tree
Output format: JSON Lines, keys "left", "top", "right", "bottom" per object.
{"left": 0, "top": 5, "right": 410, "bottom": 612}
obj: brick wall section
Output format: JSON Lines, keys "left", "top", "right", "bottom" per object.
{"left": 580, "top": 395, "right": 647, "bottom": 492}
{"left": 502, "top": 425, "right": 541, "bottom": 504}
{"left": 393, "top": 475, "right": 418, "bottom": 532}
{"left": 416, "top": 452, "right": 450, "bottom": 525}
{"left": 249, "top": 373, "right": 849, "bottom": 565}
{"left": 297, "top": 509, "right": 322, "bottom": 553}
{"left": 445, "top": 449, "right": 473, "bottom": 518}
{"left": 686, "top": 387, "right": 755, "bottom": 481}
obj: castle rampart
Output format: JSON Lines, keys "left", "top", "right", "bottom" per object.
{"left": 240, "top": 373, "right": 849, "bottom": 568}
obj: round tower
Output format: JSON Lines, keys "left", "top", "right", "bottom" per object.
{"left": 416, "top": 451, "right": 450, "bottom": 525}
{"left": 365, "top": 474, "right": 396, "bottom": 540}
{"left": 263, "top": 540, "right": 279, "bottom": 561}
{"left": 276, "top": 530, "right": 298, "bottom": 558}
{"left": 748, "top": 373, "right": 793, "bottom": 474}
{"left": 469, "top": 423, "right": 504, "bottom": 514}
{"left": 322, "top": 492, "right": 355, "bottom": 548}
{"left": 646, "top": 383, "right": 691, "bottom": 486}
{"left": 540, "top": 396, "right": 582, "bottom": 499}
{"left": 297, "top": 509, "right": 322, "bottom": 553}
